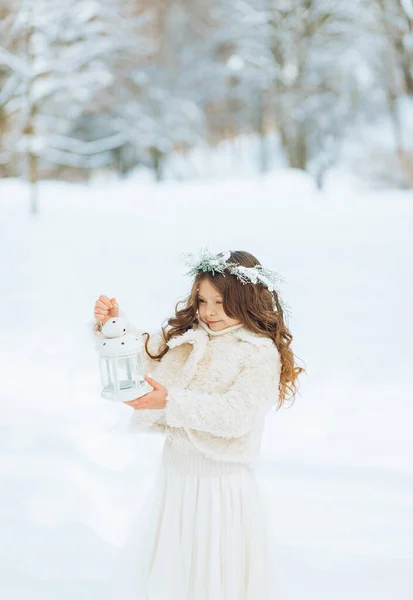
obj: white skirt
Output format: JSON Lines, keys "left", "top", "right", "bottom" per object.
{"left": 108, "top": 437, "right": 278, "bottom": 600}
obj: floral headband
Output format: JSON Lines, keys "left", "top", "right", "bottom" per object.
{"left": 183, "top": 247, "right": 292, "bottom": 319}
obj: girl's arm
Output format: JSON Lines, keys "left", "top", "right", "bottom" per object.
{"left": 163, "top": 344, "right": 281, "bottom": 438}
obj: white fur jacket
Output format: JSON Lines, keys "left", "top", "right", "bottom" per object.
{"left": 92, "top": 313, "right": 281, "bottom": 466}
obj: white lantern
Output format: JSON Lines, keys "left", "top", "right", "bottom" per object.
{"left": 95, "top": 317, "right": 152, "bottom": 402}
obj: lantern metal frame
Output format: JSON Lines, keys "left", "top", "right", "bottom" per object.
{"left": 96, "top": 321, "right": 153, "bottom": 402}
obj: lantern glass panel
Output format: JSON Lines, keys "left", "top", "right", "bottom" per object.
{"left": 116, "top": 355, "right": 144, "bottom": 391}
{"left": 100, "top": 357, "right": 116, "bottom": 394}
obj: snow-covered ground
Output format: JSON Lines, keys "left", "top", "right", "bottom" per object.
{"left": 0, "top": 172, "right": 412, "bottom": 599}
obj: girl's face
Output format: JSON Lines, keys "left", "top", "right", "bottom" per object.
{"left": 197, "top": 279, "right": 241, "bottom": 331}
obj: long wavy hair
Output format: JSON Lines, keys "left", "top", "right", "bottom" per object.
{"left": 144, "top": 251, "right": 305, "bottom": 408}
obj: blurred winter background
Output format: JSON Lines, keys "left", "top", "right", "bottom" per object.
{"left": 1, "top": 1, "right": 412, "bottom": 599}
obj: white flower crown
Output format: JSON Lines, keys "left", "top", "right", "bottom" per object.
{"left": 183, "top": 247, "right": 292, "bottom": 319}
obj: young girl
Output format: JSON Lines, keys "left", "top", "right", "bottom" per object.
{"left": 92, "top": 249, "right": 304, "bottom": 600}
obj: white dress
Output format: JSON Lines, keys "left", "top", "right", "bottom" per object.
{"left": 107, "top": 436, "right": 278, "bottom": 600}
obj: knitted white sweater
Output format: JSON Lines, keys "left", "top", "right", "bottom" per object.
{"left": 92, "top": 315, "right": 281, "bottom": 467}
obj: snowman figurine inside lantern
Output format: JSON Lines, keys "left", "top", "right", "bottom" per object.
{"left": 96, "top": 317, "right": 152, "bottom": 402}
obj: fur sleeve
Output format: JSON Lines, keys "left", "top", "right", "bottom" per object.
{"left": 164, "top": 344, "right": 280, "bottom": 438}
{"left": 128, "top": 408, "right": 167, "bottom": 435}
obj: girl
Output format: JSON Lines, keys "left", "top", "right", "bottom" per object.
{"left": 92, "top": 249, "right": 304, "bottom": 600}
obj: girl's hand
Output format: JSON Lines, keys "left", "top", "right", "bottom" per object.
{"left": 124, "top": 375, "right": 168, "bottom": 410}
{"left": 94, "top": 294, "right": 119, "bottom": 324}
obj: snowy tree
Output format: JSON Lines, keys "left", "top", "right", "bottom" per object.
{"left": 0, "top": 2, "right": 27, "bottom": 175}
{"left": 1, "top": 0, "right": 410, "bottom": 187}
{"left": 372, "top": 0, "right": 413, "bottom": 155}
{"left": 205, "top": 0, "right": 275, "bottom": 172}
{"left": 116, "top": 0, "right": 205, "bottom": 180}
{"left": 128, "top": 0, "right": 276, "bottom": 175}
{"left": 262, "top": 0, "right": 371, "bottom": 179}
{"left": 0, "top": 0, "right": 153, "bottom": 210}
{"left": 374, "top": 0, "right": 413, "bottom": 96}
{"left": 352, "top": 0, "right": 413, "bottom": 186}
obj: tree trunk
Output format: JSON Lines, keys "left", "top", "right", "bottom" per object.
{"left": 24, "top": 112, "right": 38, "bottom": 215}
{"left": 401, "top": 60, "right": 413, "bottom": 97}
{"left": 25, "top": 19, "right": 39, "bottom": 216}
{"left": 284, "top": 130, "right": 308, "bottom": 170}
{"left": 29, "top": 150, "right": 38, "bottom": 215}
{"left": 150, "top": 147, "right": 164, "bottom": 182}
{"left": 293, "top": 132, "right": 308, "bottom": 170}
{"left": 255, "top": 88, "right": 269, "bottom": 173}
{"left": 387, "top": 91, "right": 403, "bottom": 150}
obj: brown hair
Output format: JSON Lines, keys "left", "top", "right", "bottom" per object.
{"left": 144, "top": 250, "right": 305, "bottom": 408}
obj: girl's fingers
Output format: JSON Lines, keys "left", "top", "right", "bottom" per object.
{"left": 123, "top": 401, "right": 149, "bottom": 409}
{"left": 94, "top": 306, "right": 106, "bottom": 313}
{"left": 96, "top": 299, "right": 110, "bottom": 309}
{"left": 134, "top": 394, "right": 151, "bottom": 406}
{"left": 145, "top": 374, "right": 161, "bottom": 391}
{"left": 95, "top": 306, "right": 108, "bottom": 315}
{"left": 124, "top": 393, "right": 152, "bottom": 408}
{"left": 110, "top": 304, "right": 119, "bottom": 316}
{"left": 94, "top": 295, "right": 118, "bottom": 323}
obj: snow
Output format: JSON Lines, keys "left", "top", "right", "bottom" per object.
{"left": 0, "top": 171, "right": 412, "bottom": 599}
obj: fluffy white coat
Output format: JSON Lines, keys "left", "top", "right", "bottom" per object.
{"left": 92, "top": 315, "right": 281, "bottom": 466}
